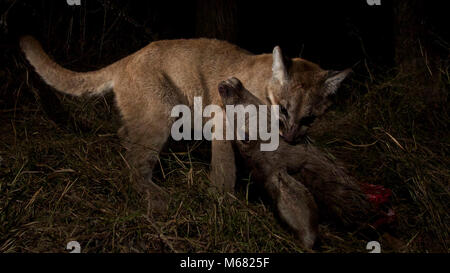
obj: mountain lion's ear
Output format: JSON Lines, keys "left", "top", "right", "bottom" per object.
{"left": 323, "top": 68, "right": 352, "bottom": 96}
{"left": 272, "top": 46, "right": 289, "bottom": 85}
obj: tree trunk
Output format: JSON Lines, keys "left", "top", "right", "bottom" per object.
{"left": 393, "top": 0, "right": 445, "bottom": 107}
{"left": 195, "top": 0, "right": 238, "bottom": 43}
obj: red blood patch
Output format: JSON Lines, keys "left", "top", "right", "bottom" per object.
{"left": 360, "top": 183, "right": 392, "bottom": 207}
{"left": 360, "top": 183, "right": 396, "bottom": 228}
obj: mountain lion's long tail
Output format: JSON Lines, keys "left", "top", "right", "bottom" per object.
{"left": 20, "top": 36, "right": 115, "bottom": 96}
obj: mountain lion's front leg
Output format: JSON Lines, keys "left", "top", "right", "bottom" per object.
{"left": 210, "top": 140, "right": 236, "bottom": 193}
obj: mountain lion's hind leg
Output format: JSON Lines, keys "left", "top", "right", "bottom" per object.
{"left": 123, "top": 112, "right": 172, "bottom": 215}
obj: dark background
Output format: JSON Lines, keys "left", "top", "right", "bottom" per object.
{"left": 1, "top": 0, "right": 447, "bottom": 67}
{"left": 1, "top": 0, "right": 448, "bottom": 107}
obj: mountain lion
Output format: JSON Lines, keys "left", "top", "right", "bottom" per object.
{"left": 20, "top": 36, "right": 351, "bottom": 212}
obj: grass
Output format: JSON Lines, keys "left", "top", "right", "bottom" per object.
{"left": 0, "top": 106, "right": 307, "bottom": 252}
{"left": 0, "top": 49, "right": 448, "bottom": 253}
{"left": 310, "top": 67, "right": 449, "bottom": 252}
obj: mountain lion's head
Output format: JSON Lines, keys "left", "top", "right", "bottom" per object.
{"left": 267, "top": 46, "right": 351, "bottom": 144}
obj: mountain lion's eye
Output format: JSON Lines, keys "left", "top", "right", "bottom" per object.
{"left": 300, "top": 116, "right": 316, "bottom": 126}
{"left": 280, "top": 105, "right": 289, "bottom": 117}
